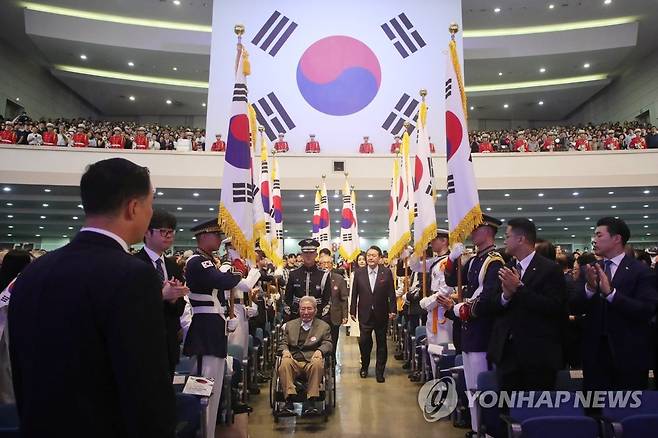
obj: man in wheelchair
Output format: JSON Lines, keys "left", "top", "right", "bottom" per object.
{"left": 278, "top": 296, "right": 332, "bottom": 416}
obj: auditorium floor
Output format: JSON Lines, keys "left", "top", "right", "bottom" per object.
{"left": 243, "top": 331, "right": 465, "bottom": 438}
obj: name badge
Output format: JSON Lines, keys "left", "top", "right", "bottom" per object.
{"left": 201, "top": 260, "right": 214, "bottom": 268}
{"left": 310, "top": 336, "right": 317, "bottom": 342}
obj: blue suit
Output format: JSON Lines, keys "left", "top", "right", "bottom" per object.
{"left": 571, "top": 255, "right": 657, "bottom": 390}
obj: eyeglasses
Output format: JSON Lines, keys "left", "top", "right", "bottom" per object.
{"left": 152, "top": 228, "right": 176, "bottom": 238}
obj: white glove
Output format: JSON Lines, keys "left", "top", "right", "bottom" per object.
{"left": 401, "top": 246, "right": 413, "bottom": 260}
{"left": 273, "top": 267, "right": 284, "bottom": 277}
{"left": 449, "top": 243, "right": 465, "bottom": 262}
{"left": 453, "top": 302, "right": 464, "bottom": 315}
{"left": 227, "top": 316, "right": 239, "bottom": 332}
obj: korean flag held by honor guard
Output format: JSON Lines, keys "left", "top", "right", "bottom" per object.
{"left": 206, "top": 0, "right": 461, "bottom": 153}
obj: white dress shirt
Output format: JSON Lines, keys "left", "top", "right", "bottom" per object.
{"left": 80, "top": 227, "right": 129, "bottom": 253}
{"left": 368, "top": 266, "right": 378, "bottom": 291}
{"left": 501, "top": 251, "right": 535, "bottom": 306}
{"left": 585, "top": 251, "right": 625, "bottom": 302}
{"left": 144, "top": 245, "right": 168, "bottom": 280}
{"left": 301, "top": 320, "right": 312, "bottom": 332}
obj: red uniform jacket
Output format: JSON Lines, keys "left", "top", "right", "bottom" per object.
{"left": 541, "top": 137, "right": 555, "bottom": 151}
{"left": 629, "top": 137, "right": 647, "bottom": 149}
{"left": 603, "top": 138, "right": 620, "bottom": 150}
{"left": 0, "top": 130, "right": 17, "bottom": 144}
{"left": 390, "top": 142, "right": 401, "bottom": 154}
{"left": 513, "top": 139, "right": 529, "bottom": 152}
{"left": 42, "top": 131, "right": 57, "bottom": 146}
{"left": 575, "top": 139, "right": 591, "bottom": 151}
{"left": 72, "top": 133, "right": 89, "bottom": 147}
{"left": 108, "top": 135, "right": 125, "bottom": 149}
{"left": 359, "top": 142, "right": 374, "bottom": 154}
{"left": 479, "top": 142, "right": 494, "bottom": 153}
{"left": 211, "top": 140, "right": 226, "bottom": 152}
{"left": 305, "top": 140, "right": 320, "bottom": 153}
{"left": 133, "top": 135, "right": 149, "bottom": 149}
{"left": 274, "top": 141, "right": 289, "bottom": 152}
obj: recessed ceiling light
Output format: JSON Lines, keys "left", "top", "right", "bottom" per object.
{"left": 590, "top": 226, "right": 595, "bottom": 230}
{"left": 503, "top": 103, "right": 509, "bottom": 108}
{"left": 333, "top": 193, "right": 339, "bottom": 198}
{"left": 539, "top": 67, "right": 546, "bottom": 73}
{"left": 78, "top": 204, "right": 83, "bottom": 208}
{"left": 643, "top": 190, "right": 650, "bottom": 194}
{"left": 585, "top": 217, "right": 591, "bottom": 220}
{"left": 486, "top": 207, "right": 492, "bottom": 211}
{"left": 608, "top": 191, "right": 614, "bottom": 195}
{"left": 179, "top": 228, "right": 184, "bottom": 232}
{"left": 209, "top": 207, "right": 215, "bottom": 211}
{"left": 42, "top": 203, "right": 49, "bottom": 207}
{"left": 5, "top": 203, "right": 12, "bottom": 207}
{"left": 303, "top": 208, "right": 308, "bottom": 212}
{"left": 68, "top": 226, "right": 73, "bottom": 230}
{"left": 8, "top": 226, "right": 13, "bottom": 229}
{"left": 494, "top": 7, "right": 501, "bottom": 13}
{"left": 579, "top": 206, "right": 585, "bottom": 209}
{"left": 173, "top": 0, "right": 181, "bottom": 5}
{"left": 643, "top": 215, "right": 649, "bottom": 219}
{"left": 40, "top": 215, "right": 46, "bottom": 219}
{"left": 2, "top": 187, "right": 11, "bottom": 192}
{"left": 498, "top": 72, "right": 503, "bottom": 76}
{"left": 556, "top": 217, "right": 562, "bottom": 221}
{"left": 7, "top": 234, "right": 11, "bottom": 237}
{"left": 193, "top": 219, "right": 198, "bottom": 222}
{"left": 166, "top": 99, "right": 172, "bottom": 104}
{"left": 157, "top": 191, "right": 164, "bottom": 196}
{"left": 504, "top": 193, "right": 510, "bottom": 197}
{"left": 437, "top": 194, "right": 442, "bottom": 198}
{"left": 528, "top": 218, "right": 533, "bottom": 221}
{"left": 444, "top": 219, "right": 449, "bottom": 223}
{"left": 299, "top": 194, "right": 305, "bottom": 198}
{"left": 643, "top": 204, "right": 649, "bottom": 208}
{"left": 335, "top": 220, "right": 340, "bottom": 224}
{"left": 128, "top": 61, "right": 134, "bottom": 67}
{"left": 72, "top": 216, "right": 79, "bottom": 220}
{"left": 571, "top": 234, "right": 576, "bottom": 238}
{"left": 564, "top": 227, "right": 569, "bottom": 230}
{"left": 538, "top": 193, "right": 544, "bottom": 197}
{"left": 38, "top": 226, "right": 44, "bottom": 230}
{"left": 35, "top": 234, "right": 40, "bottom": 237}
{"left": 470, "top": 106, "right": 474, "bottom": 110}
{"left": 538, "top": 101, "right": 544, "bottom": 105}
{"left": 368, "top": 194, "right": 374, "bottom": 198}
{"left": 15, "top": 97, "right": 19, "bottom": 101}
{"left": 172, "top": 66, "right": 178, "bottom": 71}
{"left": 80, "top": 54, "right": 87, "bottom": 60}
{"left": 583, "top": 63, "right": 590, "bottom": 69}
{"left": 193, "top": 192, "right": 199, "bottom": 197}
{"left": 306, "top": 220, "right": 311, "bottom": 223}
{"left": 63, "top": 235, "right": 68, "bottom": 238}
{"left": 572, "top": 192, "right": 579, "bottom": 196}
{"left": 647, "top": 233, "right": 652, "bottom": 236}
{"left": 517, "top": 207, "right": 522, "bottom": 211}
{"left": 548, "top": 206, "right": 554, "bottom": 210}
{"left": 128, "top": 96, "right": 135, "bottom": 101}
{"left": 334, "top": 208, "right": 339, "bottom": 212}
{"left": 364, "top": 208, "right": 370, "bottom": 212}
{"left": 611, "top": 205, "right": 616, "bottom": 209}
{"left": 201, "top": 102, "right": 206, "bottom": 107}
{"left": 548, "top": 4, "right": 555, "bottom": 9}
{"left": 604, "top": 0, "right": 612, "bottom": 5}
{"left": 538, "top": 228, "right": 543, "bottom": 231}
{"left": 176, "top": 207, "right": 182, "bottom": 210}
{"left": 644, "top": 225, "right": 649, "bottom": 228}
{"left": 44, "top": 188, "right": 51, "bottom": 193}
{"left": 192, "top": 236, "right": 196, "bottom": 240}
{"left": 362, "top": 220, "right": 368, "bottom": 224}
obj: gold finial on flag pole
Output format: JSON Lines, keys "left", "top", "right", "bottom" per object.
{"left": 449, "top": 22, "right": 459, "bottom": 39}
{"left": 420, "top": 89, "right": 427, "bottom": 101}
{"left": 258, "top": 125, "right": 264, "bottom": 133}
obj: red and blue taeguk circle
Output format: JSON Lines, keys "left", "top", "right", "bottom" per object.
{"left": 297, "top": 36, "right": 382, "bottom": 116}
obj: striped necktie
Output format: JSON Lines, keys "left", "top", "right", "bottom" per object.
{"left": 155, "top": 258, "right": 165, "bottom": 284}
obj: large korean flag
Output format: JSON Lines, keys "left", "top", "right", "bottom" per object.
{"left": 206, "top": 0, "right": 462, "bottom": 153}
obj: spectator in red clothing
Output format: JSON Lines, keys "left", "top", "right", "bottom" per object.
{"left": 390, "top": 136, "right": 401, "bottom": 154}
{"left": 274, "top": 133, "right": 289, "bottom": 153}
{"left": 211, "top": 134, "right": 226, "bottom": 152}
{"left": 359, "top": 136, "right": 374, "bottom": 154}
{"left": 72, "top": 124, "right": 89, "bottom": 147}
{"left": 1, "top": 121, "right": 17, "bottom": 144}
{"left": 133, "top": 127, "right": 149, "bottom": 150}
{"left": 513, "top": 131, "right": 529, "bottom": 152}
{"left": 305, "top": 134, "right": 320, "bottom": 153}
{"left": 478, "top": 133, "right": 494, "bottom": 153}
{"left": 42, "top": 123, "right": 58, "bottom": 146}
{"left": 603, "top": 130, "right": 620, "bottom": 150}
{"left": 575, "top": 129, "right": 590, "bottom": 151}
{"left": 629, "top": 128, "right": 647, "bottom": 149}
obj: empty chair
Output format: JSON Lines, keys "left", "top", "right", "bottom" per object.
{"left": 175, "top": 394, "right": 201, "bottom": 438}
{"left": 0, "top": 404, "right": 19, "bottom": 437}
{"left": 602, "top": 390, "right": 658, "bottom": 438}
{"left": 476, "top": 370, "right": 504, "bottom": 438}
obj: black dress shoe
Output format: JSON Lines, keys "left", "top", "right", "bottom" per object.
{"left": 376, "top": 375, "right": 385, "bottom": 383}
{"left": 464, "top": 431, "right": 476, "bottom": 438}
{"left": 233, "top": 403, "right": 253, "bottom": 414}
{"left": 280, "top": 401, "right": 296, "bottom": 416}
{"left": 402, "top": 362, "right": 411, "bottom": 370}
{"left": 359, "top": 369, "right": 368, "bottom": 378}
{"left": 302, "top": 406, "right": 320, "bottom": 416}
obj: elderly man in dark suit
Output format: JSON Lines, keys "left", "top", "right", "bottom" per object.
{"left": 350, "top": 246, "right": 396, "bottom": 382}
{"left": 318, "top": 254, "right": 349, "bottom": 359}
{"left": 135, "top": 209, "right": 189, "bottom": 378}
{"left": 9, "top": 158, "right": 176, "bottom": 437}
{"left": 278, "top": 295, "right": 332, "bottom": 416}
{"left": 571, "top": 217, "right": 658, "bottom": 391}
{"left": 485, "top": 218, "right": 567, "bottom": 391}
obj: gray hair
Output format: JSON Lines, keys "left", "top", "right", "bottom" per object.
{"left": 299, "top": 296, "right": 317, "bottom": 309}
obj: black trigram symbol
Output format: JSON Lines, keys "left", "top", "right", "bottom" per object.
{"left": 319, "top": 234, "right": 329, "bottom": 242}
{"left": 447, "top": 175, "right": 456, "bottom": 195}
{"left": 233, "top": 182, "right": 254, "bottom": 203}
{"left": 427, "top": 157, "right": 435, "bottom": 179}
{"left": 342, "top": 233, "right": 353, "bottom": 242}
{"left": 265, "top": 222, "right": 271, "bottom": 234}
{"left": 424, "top": 184, "right": 433, "bottom": 196}
{"left": 321, "top": 194, "right": 328, "bottom": 204}
{"left": 252, "top": 92, "right": 296, "bottom": 141}
{"left": 272, "top": 180, "right": 280, "bottom": 190}
{"left": 382, "top": 93, "right": 419, "bottom": 135}
{"left": 275, "top": 229, "right": 283, "bottom": 239}
{"left": 251, "top": 11, "right": 298, "bottom": 57}
{"left": 413, "top": 204, "right": 419, "bottom": 218}
{"left": 233, "top": 83, "right": 248, "bottom": 103}
{"left": 445, "top": 78, "right": 453, "bottom": 100}
{"left": 381, "top": 12, "right": 426, "bottom": 58}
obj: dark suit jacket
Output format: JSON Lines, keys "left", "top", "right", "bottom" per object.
{"left": 135, "top": 248, "right": 186, "bottom": 375}
{"left": 571, "top": 254, "right": 658, "bottom": 373}
{"left": 328, "top": 272, "right": 349, "bottom": 326}
{"left": 279, "top": 317, "right": 332, "bottom": 362}
{"left": 485, "top": 253, "right": 567, "bottom": 370}
{"left": 8, "top": 231, "right": 175, "bottom": 437}
{"left": 350, "top": 265, "right": 396, "bottom": 328}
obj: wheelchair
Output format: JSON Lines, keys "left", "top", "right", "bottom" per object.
{"left": 270, "top": 351, "right": 335, "bottom": 423}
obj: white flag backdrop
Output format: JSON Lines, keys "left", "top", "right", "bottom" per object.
{"left": 206, "top": 0, "right": 462, "bottom": 153}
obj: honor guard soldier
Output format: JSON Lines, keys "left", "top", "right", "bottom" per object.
{"left": 182, "top": 219, "right": 244, "bottom": 437}
{"left": 274, "top": 133, "right": 289, "bottom": 152}
{"left": 72, "top": 124, "right": 89, "bottom": 147}
{"left": 429, "top": 136, "right": 436, "bottom": 153}
{"left": 0, "top": 121, "right": 16, "bottom": 144}
{"left": 603, "top": 129, "right": 620, "bottom": 150}
{"left": 221, "top": 238, "right": 261, "bottom": 363}
{"left": 359, "top": 135, "right": 374, "bottom": 154}
{"left": 407, "top": 229, "right": 454, "bottom": 379}
{"left": 211, "top": 133, "right": 226, "bottom": 152}
{"left": 629, "top": 128, "right": 647, "bottom": 149}
{"left": 305, "top": 134, "right": 320, "bottom": 153}
{"left": 575, "top": 129, "right": 591, "bottom": 151}
{"left": 390, "top": 135, "right": 401, "bottom": 154}
{"left": 542, "top": 131, "right": 556, "bottom": 151}
{"left": 284, "top": 239, "right": 331, "bottom": 321}
{"left": 438, "top": 215, "right": 504, "bottom": 437}
{"left": 513, "top": 131, "right": 529, "bottom": 152}
{"left": 133, "top": 127, "right": 149, "bottom": 150}
{"left": 108, "top": 127, "right": 125, "bottom": 149}
{"left": 42, "top": 123, "right": 58, "bottom": 146}
{"left": 478, "top": 134, "right": 494, "bottom": 153}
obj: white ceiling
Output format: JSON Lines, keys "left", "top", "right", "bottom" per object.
{"left": 1, "top": 0, "right": 657, "bottom": 120}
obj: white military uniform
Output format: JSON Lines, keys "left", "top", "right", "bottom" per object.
{"left": 410, "top": 253, "right": 454, "bottom": 378}
{"left": 224, "top": 264, "right": 260, "bottom": 360}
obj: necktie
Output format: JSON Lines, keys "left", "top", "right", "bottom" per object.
{"left": 515, "top": 262, "right": 523, "bottom": 279}
{"left": 603, "top": 260, "right": 613, "bottom": 283}
{"left": 155, "top": 258, "right": 165, "bottom": 284}
{"left": 369, "top": 269, "right": 376, "bottom": 292}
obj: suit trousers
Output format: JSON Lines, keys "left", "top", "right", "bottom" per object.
{"left": 195, "top": 355, "right": 225, "bottom": 438}
{"left": 278, "top": 356, "right": 324, "bottom": 398}
{"left": 330, "top": 323, "right": 340, "bottom": 360}
{"left": 496, "top": 338, "right": 557, "bottom": 392}
{"left": 583, "top": 336, "right": 649, "bottom": 391}
{"left": 359, "top": 324, "right": 388, "bottom": 376}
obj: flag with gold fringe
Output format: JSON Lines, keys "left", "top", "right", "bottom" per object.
{"left": 249, "top": 105, "right": 266, "bottom": 244}
{"left": 402, "top": 128, "right": 415, "bottom": 228}
{"left": 318, "top": 178, "right": 331, "bottom": 250}
{"left": 256, "top": 129, "right": 273, "bottom": 259}
{"left": 338, "top": 176, "right": 360, "bottom": 262}
{"left": 412, "top": 97, "right": 437, "bottom": 256}
{"left": 445, "top": 36, "right": 482, "bottom": 244}
{"left": 269, "top": 152, "right": 284, "bottom": 267}
{"left": 387, "top": 160, "right": 399, "bottom": 261}
{"left": 312, "top": 189, "right": 321, "bottom": 242}
{"left": 388, "top": 154, "right": 411, "bottom": 261}
{"left": 219, "top": 45, "right": 256, "bottom": 260}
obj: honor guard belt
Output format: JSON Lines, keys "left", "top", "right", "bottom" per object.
{"left": 188, "top": 290, "right": 222, "bottom": 314}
